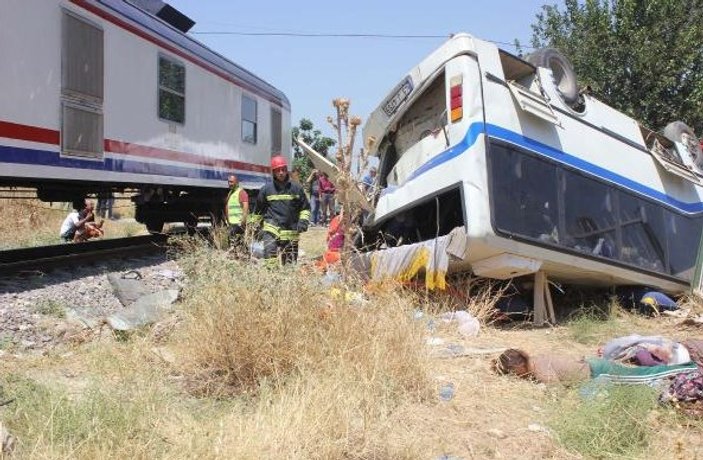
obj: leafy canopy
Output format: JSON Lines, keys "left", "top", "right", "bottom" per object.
{"left": 529, "top": 0, "right": 703, "bottom": 133}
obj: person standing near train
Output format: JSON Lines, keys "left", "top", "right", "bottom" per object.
{"left": 254, "top": 155, "right": 311, "bottom": 266}
{"left": 225, "top": 174, "right": 249, "bottom": 253}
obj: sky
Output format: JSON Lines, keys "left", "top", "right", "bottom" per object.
{"left": 166, "top": 0, "right": 552, "bottom": 140}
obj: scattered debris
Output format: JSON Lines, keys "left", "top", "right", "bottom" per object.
{"left": 681, "top": 315, "right": 703, "bottom": 327}
{"left": 527, "top": 423, "right": 549, "bottom": 434}
{"left": 438, "top": 382, "right": 455, "bottom": 401}
{"left": 426, "top": 337, "right": 445, "bottom": 346}
{"left": 0, "top": 422, "right": 15, "bottom": 455}
{"left": 156, "top": 269, "right": 181, "bottom": 280}
{"left": 150, "top": 346, "right": 176, "bottom": 364}
{"left": 107, "top": 272, "right": 150, "bottom": 307}
{"left": 487, "top": 428, "right": 507, "bottom": 439}
{"left": 431, "top": 344, "right": 507, "bottom": 359}
{"left": 615, "top": 287, "right": 680, "bottom": 316}
{"left": 106, "top": 289, "right": 179, "bottom": 331}
{"left": 439, "top": 310, "right": 480, "bottom": 337}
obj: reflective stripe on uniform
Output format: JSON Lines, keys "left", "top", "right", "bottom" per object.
{"left": 279, "top": 229, "right": 299, "bottom": 241}
{"left": 267, "top": 194, "right": 296, "bottom": 201}
{"left": 299, "top": 210, "right": 310, "bottom": 221}
{"left": 249, "top": 214, "right": 262, "bottom": 225}
{"left": 262, "top": 222, "right": 299, "bottom": 241}
{"left": 227, "top": 186, "right": 243, "bottom": 225}
{"left": 264, "top": 257, "right": 279, "bottom": 268}
{"left": 263, "top": 222, "right": 280, "bottom": 237}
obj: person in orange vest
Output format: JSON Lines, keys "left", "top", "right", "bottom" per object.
{"left": 253, "top": 155, "right": 310, "bottom": 266}
{"left": 225, "top": 174, "right": 249, "bottom": 252}
{"left": 324, "top": 208, "right": 345, "bottom": 264}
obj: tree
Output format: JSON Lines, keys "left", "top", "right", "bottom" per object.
{"left": 291, "top": 118, "right": 336, "bottom": 158}
{"left": 291, "top": 118, "right": 336, "bottom": 181}
{"left": 528, "top": 0, "right": 703, "bottom": 133}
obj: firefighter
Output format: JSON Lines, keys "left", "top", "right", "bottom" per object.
{"left": 225, "top": 174, "right": 249, "bottom": 253}
{"left": 254, "top": 155, "right": 311, "bottom": 266}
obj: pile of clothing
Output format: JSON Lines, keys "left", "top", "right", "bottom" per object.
{"left": 601, "top": 335, "right": 703, "bottom": 417}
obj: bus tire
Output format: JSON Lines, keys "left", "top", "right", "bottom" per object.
{"left": 526, "top": 48, "right": 579, "bottom": 105}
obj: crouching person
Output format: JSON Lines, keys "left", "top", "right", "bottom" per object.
{"left": 59, "top": 200, "right": 104, "bottom": 243}
{"left": 254, "top": 155, "right": 310, "bottom": 266}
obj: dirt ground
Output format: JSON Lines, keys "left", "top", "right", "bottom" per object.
{"left": 0, "top": 219, "right": 702, "bottom": 458}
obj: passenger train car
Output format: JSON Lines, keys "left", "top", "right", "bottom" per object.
{"left": 0, "top": 0, "right": 290, "bottom": 231}
{"left": 361, "top": 33, "right": 703, "bottom": 293}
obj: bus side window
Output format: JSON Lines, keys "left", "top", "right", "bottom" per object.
{"left": 491, "top": 143, "right": 558, "bottom": 242}
{"left": 562, "top": 171, "right": 618, "bottom": 258}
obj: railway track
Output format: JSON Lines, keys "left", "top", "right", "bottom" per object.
{"left": 0, "top": 234, "right": 173, "bottom": 275}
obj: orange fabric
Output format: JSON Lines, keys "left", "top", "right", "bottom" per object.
{"left": 323, "top": 250, "right": 341, "bottom": 264}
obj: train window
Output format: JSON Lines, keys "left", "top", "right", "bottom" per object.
{"left": 158, "top": 56, "right": 186, "bottom": 124}
{"left": 61, "top": 104, "right": 103, "bottom": 158}
{"left": 62, "top": 13, "right": 104, "bottom": 101}
{"left": 242, "top": 95, "right": 258, "bottom": 144}
{"left": 491, "top": 143, "right": 559, "bottom": 242}
{"left": 270, "top": 108, "right": 282, "bottom": 153}
{"left": 61, "top": 12, "right": 103, "bottom": 158}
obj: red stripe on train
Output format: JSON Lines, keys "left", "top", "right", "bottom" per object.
{"left": 104, "top": 140, "right": 270, "bottom": 173}
{"left": 0, "top": 120, "right": 60, "bottom": 145}
{"left": 0, "top": 120, "right": 270, "bottom": 173}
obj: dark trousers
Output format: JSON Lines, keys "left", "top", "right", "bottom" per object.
{"left": 228, "top": 224, "right": 246, "bottom": 254}
{"left": 262, "top": 231, "right": 299, "bottom": 266}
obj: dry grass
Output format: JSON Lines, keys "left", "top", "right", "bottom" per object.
{"left": 0, "top": 231, "right": 702, "bottom": 458}
{"left": 172, "top": 247, "right": 433, "bottom": 458}
{"left": 299, "top": 225, "right": 329, "bottom": 259}
{"left": 0, "top": 197, "right": 144, "bottom": 249}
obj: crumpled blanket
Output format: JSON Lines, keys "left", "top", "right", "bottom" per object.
{"left": 601, "top": 335, "right": 691, "bottom": 366}
{"left": 660, "top": 371, "right": 703, "bottom": 418}
{"left": 662, "top": 371, "right": 703, "bottom": 403}
{"left": 370, "top": 238, "right": 446, "bottom": 289}
{"left": 683, "top": 339, "right": 703, "bottom": 367}
{"left": 368, "top": 227, "right": 468, "bottom": 290}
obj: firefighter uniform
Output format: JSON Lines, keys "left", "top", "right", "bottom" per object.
{"left": 255, "top": 156, "right": 311, "bottom": 265}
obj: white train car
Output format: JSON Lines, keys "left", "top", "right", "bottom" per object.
{"left": 0, "top": 0, "right": 290, "bottom": 231}
{"left": 361, "top": 33, "right": 703, "bottom": 293}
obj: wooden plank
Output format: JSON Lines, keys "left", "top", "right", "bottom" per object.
{"left": 533, "top": 271, "right": 547, "bottom": 325}
{"left": 544, "top": 278, "right": 556, "bottom": 324}
{"left": 294, "top": 137, "right": 372, "bottom": 211}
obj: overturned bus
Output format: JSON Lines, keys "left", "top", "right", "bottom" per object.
{"left": 359, "top": 33, "right": 703, "bottom": 294}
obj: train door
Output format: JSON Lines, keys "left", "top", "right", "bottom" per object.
{"left": 60, "top": 11, "right": 104, "bottom": 160}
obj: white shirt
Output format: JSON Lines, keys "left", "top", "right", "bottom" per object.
{"left": 59, "top": 211, "right": 80, "bottom": 237}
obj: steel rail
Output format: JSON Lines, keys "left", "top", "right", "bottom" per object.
{"left": 0, "top": 234, "right": 172, "bottom": 275}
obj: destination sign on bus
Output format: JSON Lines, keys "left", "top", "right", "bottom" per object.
{"left": 382, "top": 77, "right": 414, "bottom": 117}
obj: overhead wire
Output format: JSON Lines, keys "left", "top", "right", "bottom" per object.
{"left": 190, "top": 30, "right": 534, "bottom": 49}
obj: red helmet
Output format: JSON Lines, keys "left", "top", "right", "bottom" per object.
{"left": 270, "top": 155, "right": 288, "bottom": 171}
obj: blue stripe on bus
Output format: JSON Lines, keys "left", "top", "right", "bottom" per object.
{"left": 385, "top": 122, "right": 703, "bottom": 214}
{"left": 0, "top": 145, "right": 268, "bottom": 185}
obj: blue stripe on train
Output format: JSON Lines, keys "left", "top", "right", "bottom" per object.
{"left": 0, "top": 145, "right": 267, "bottom": 185}
{"left": 386, "top": 122, "right": 703, "bottom": 214}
